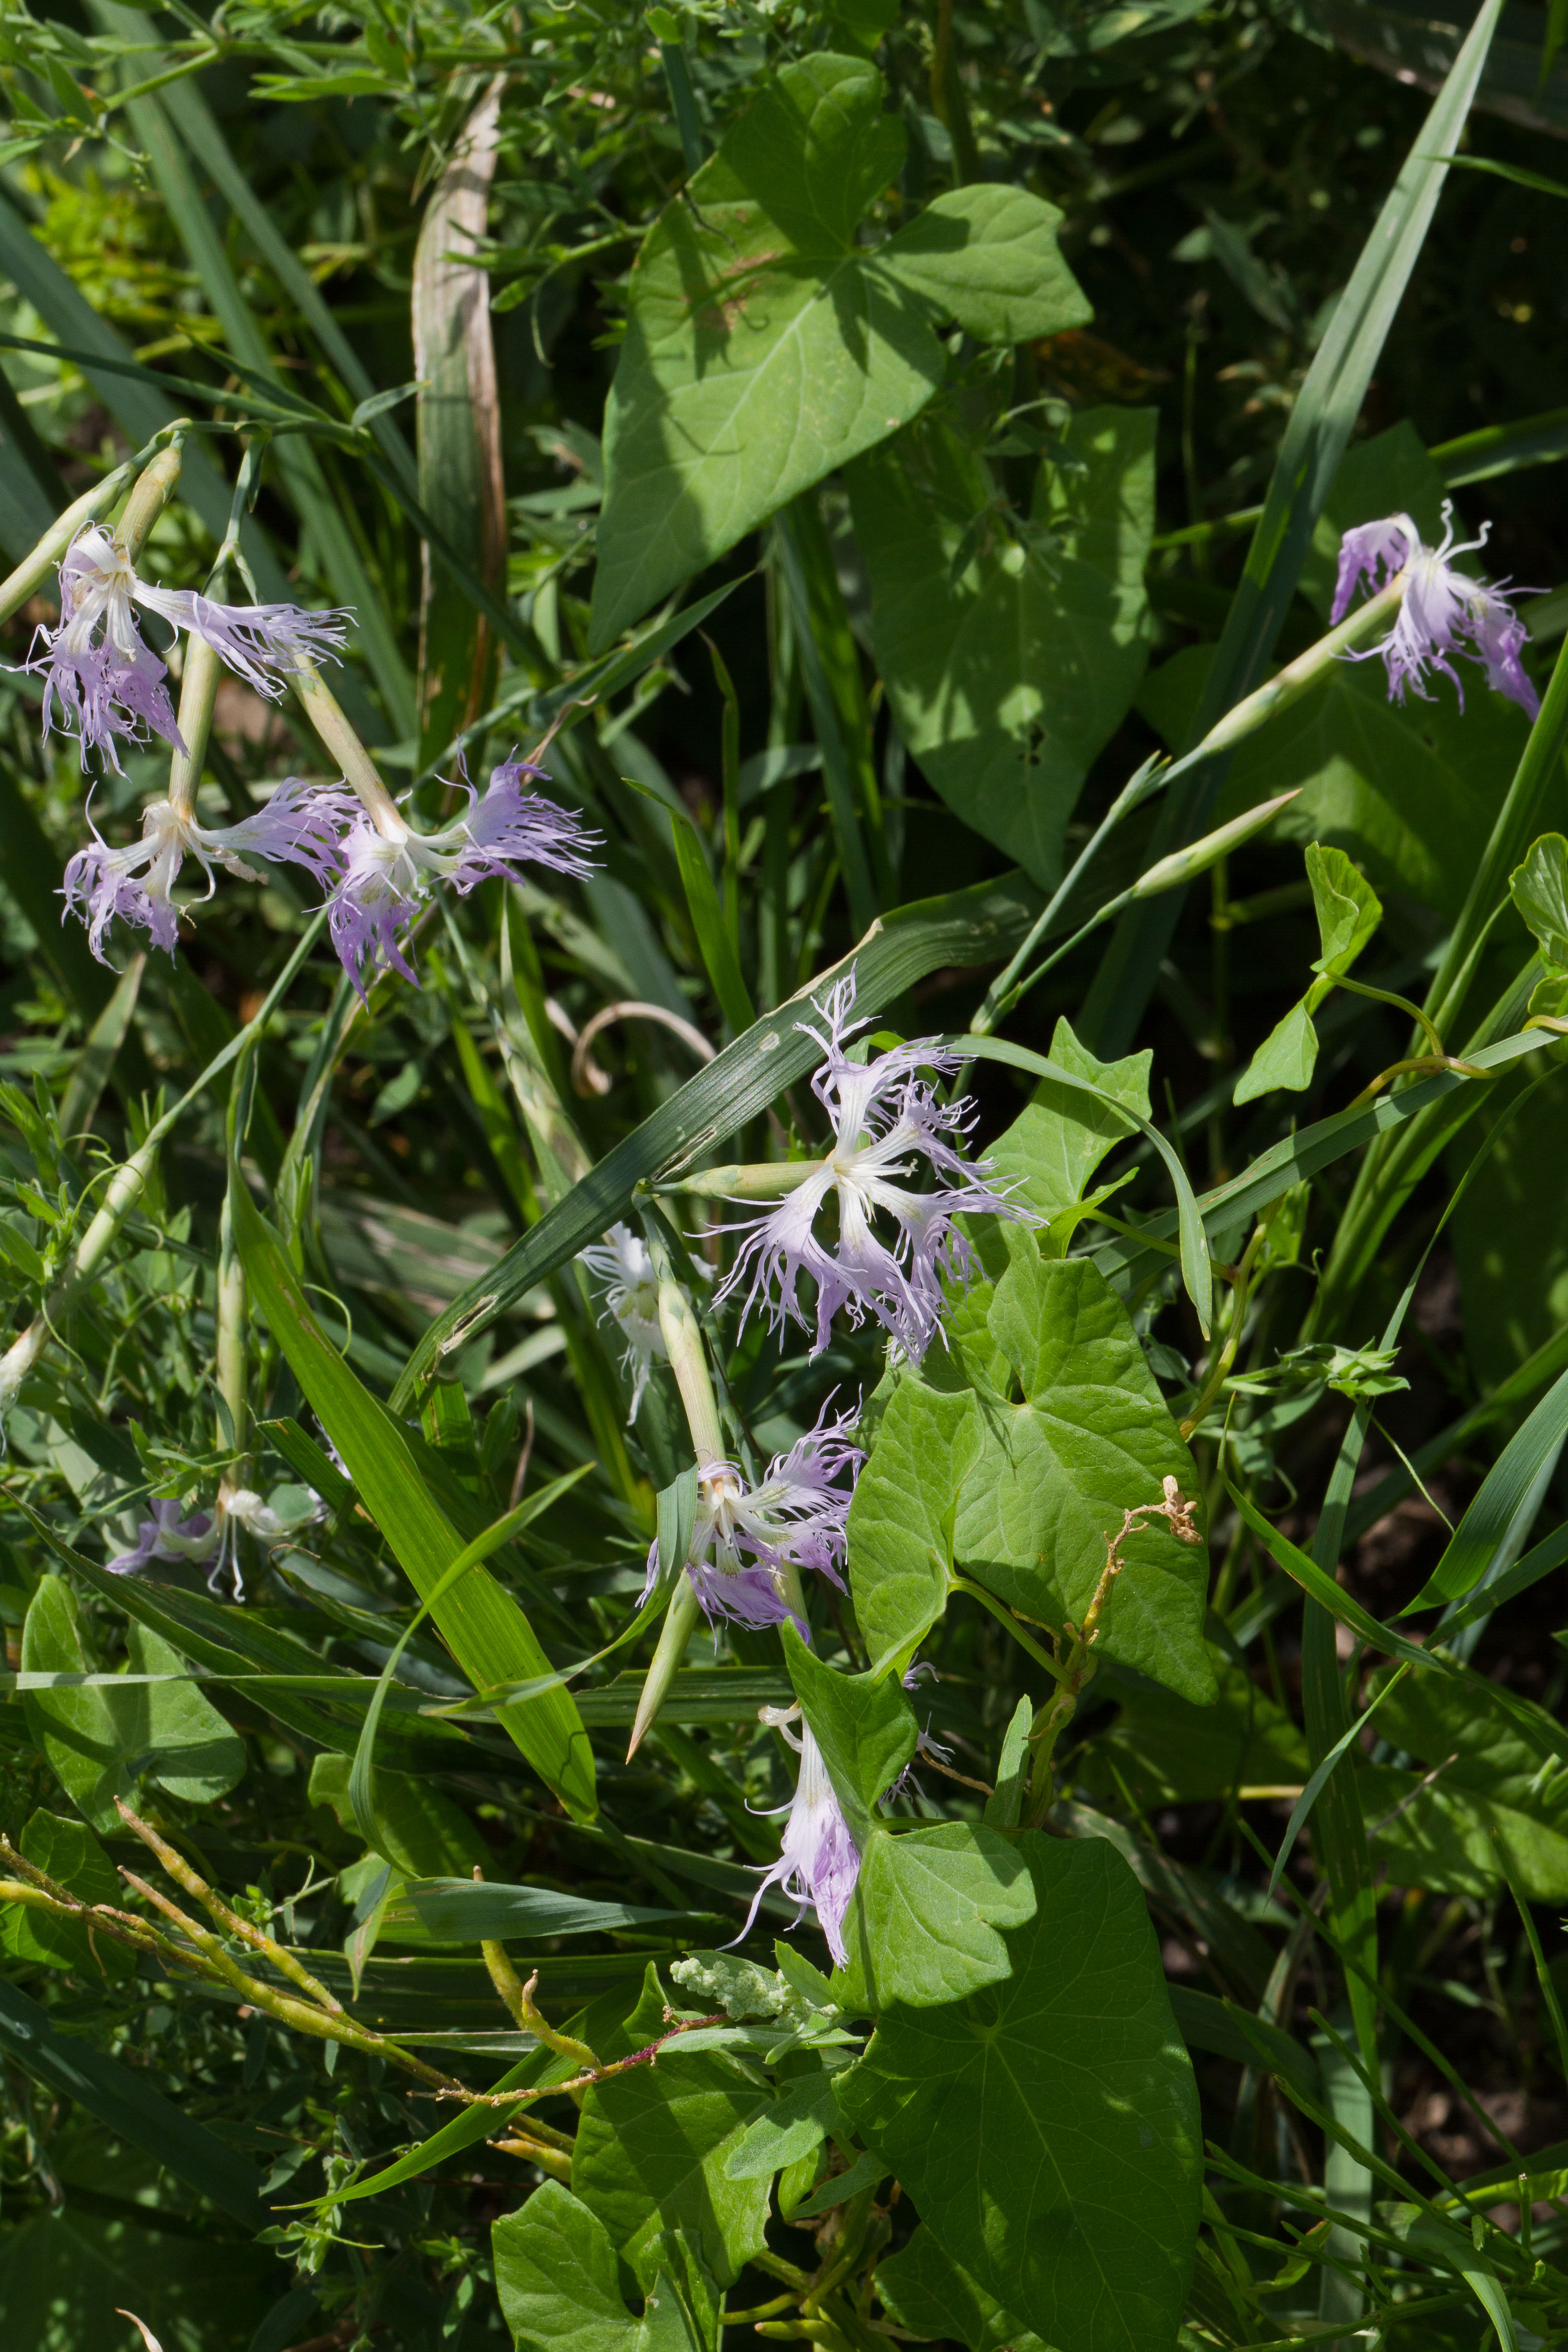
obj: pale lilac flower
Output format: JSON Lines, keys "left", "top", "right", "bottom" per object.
{"left": 108, "top": 1486, "right": 295, "bottom": 1600}
{"left": 740, "top": 1720, "right": 861, "bottom": 1968}
{"left": 1332, "top": 503, "right": 1540, "bottom": 719}
{"left": 108, "top": 1497, "right": 217, "bottom": 1576}
{"left": 642, "top": 1400, "right": 863, "bottom": 1633}
{"left": 579, "top": 1223, "right": 666, "bottom": 1420}
{"left": 62, "top": 778, "right": 354, "bottom": 964}
{"left": 327, "top": 758, "right": 598, "bottom": 997}
{"left": 714, "top": 972, "right": 1030, "bottom": 1361}
{"left": 27, "top": 523, "right": 351, "bottom": 771}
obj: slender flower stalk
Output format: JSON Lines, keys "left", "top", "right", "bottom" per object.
{"left": 708, "top": 972, "right": 1029, "bottom": 1362}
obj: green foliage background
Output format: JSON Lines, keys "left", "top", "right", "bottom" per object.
{"left": 0, "top": 2, "right": 1566, "bottom": 2349}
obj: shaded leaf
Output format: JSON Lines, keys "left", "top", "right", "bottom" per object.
{"left": 839, "top": 1832, "right": 1200, "bottom": 2352}
{"left": 849, "top": 405, "right": 1154, "bottom": 888}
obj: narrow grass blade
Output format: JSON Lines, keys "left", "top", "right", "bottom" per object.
{"left": 657, "top": 792, "right": 757, "bottom": 1036}
{"left": 1425, "top": 631, "right": 1568, "bottom": 1041}
{"left": 1268, "top": 1663, "right": 1411, "bottom": 1898}
{"left": 774, "top": 507, "right": 880, "bottom": 936}
{"left": 0, "top": 203, "right": 292, "bottom": 600}
{"left": 1091, "top": 1020, "right": 1543, "bottom": 1298}
{"left": 347, "top": 1466, "right": 591, "bottom": 1857}
{"left": 1402, "top": 1365, "right": 1568, "bottom": 1615}
{"left": 0, "top": 361, "right": 60, "bottom": 558}
{"left": 58, "top": 952, "right": 145, "bottom": 1141}
{"left": 1224, "top": 1481, "right": 1434, "bottom": 1670}
{"left": 412, "top": 76, "right": 506, "bottom": 765}
{"left": 105, "top": 64, "right": 415, "bottom": 731}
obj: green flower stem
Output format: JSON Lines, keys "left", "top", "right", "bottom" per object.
{"left": 1194, "top": 573, "right": 1406, "bottom": 758}
{"left": 972, "top": 577, "right": 1406, "bottom": 1036}
{"left": 0, "top": 425, "right": 188, "bottom": 625}
{"left": 293, "top": 656, "right": 404, "bottom": 836}
{"left": 166, "top": 633, "right": 223, "bottom": 821}
{"left": 984, "top": 789, "right": 1301, "bottom": 1029}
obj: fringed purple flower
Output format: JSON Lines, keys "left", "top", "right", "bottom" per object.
{"left": 579, "top": 1223, "right": 667, "bottom": 1421}
{"left": 62, "top": 777, "right": 355, "bottom": 964}
{"left": 714, "top": 972, "right": 1031, "bottom": 1362}
{"left": 326, "top": 758, "right": 599, "bottom": 997}
{"left": 641, "top": 1400, "right": 863, "bottom": 1633}
{"left": 1332, "top": 503, "right": 1540, "bottom": 719}
{"left": 741, "top": 1721, "right": 861, "bottom": 1967}
{"left": 27, "top": 524, "right": 352, "bottom": 771}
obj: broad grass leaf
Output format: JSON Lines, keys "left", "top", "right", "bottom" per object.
{"left": 848, "top": 405, "right": 1154, "bottom": 889}
{"left": 233, "top": 1182, "right": 597, "bottom": 1821}
{"left": 844, "top": 1375, "right": 979, "bottom": 1675}
{"left": 384, "top": 1879, "right": 692, "bottom": 1940}
{"left": 1403, "top": 1362, "right": 1568, "bottom": 1612}
{"left": 0, "top": 1976, "right": 266, "bottom": 2229}
{"left": 835, "top": 1821, "right": 1039, "bottom": 2011}
{"left": 411, "top": 78, "right": 506, "bottom": 765}
{"left": 307, "top": 1752, "right": 487, "bottom": 1881}
{"left": 839, "top": 1832, "right": 1200, "bottom": 2352}
{"left": 953, "top": 1246, "right": 1213, "bottom": 1704}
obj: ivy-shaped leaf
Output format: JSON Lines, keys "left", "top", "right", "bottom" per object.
{"left": 589, "top": 54, "right": 1088, "bottom": 647}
